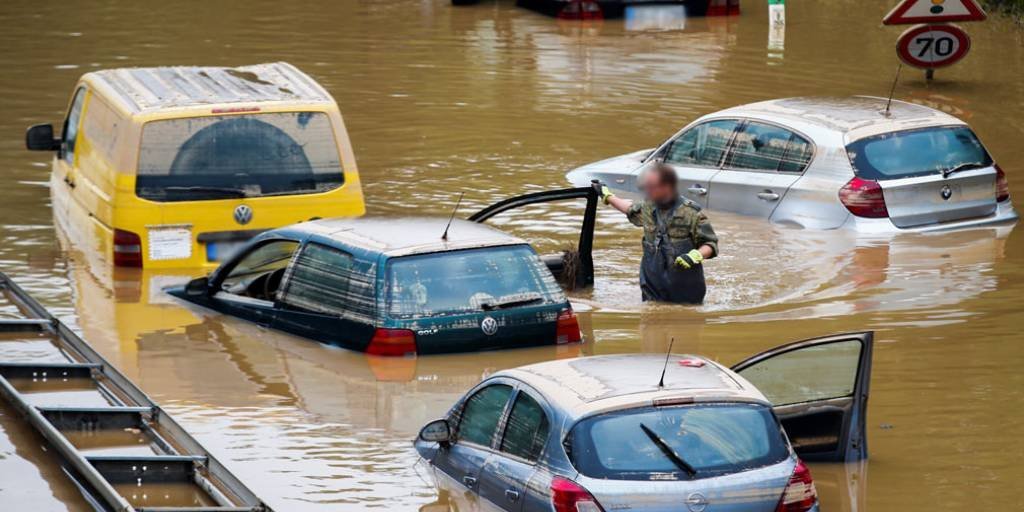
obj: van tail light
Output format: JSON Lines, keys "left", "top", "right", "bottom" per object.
{"left": 707, "top": 0, "right": 741, "bottom": 16}
{"left": 996, "top": 164, "right": 1010, "bottom": 202}
{"left": 551, "top": 476, "right": 604, "bottom": 512}
{"left": 367, "top": 328, "right": 417, "bottom": 357}
{"left": 555, "top": 308, "right": 582, "bottom": 345}
{"left": 558, "top": 1, "right": 603, "bottom": 20}
{"left": 839, "top": 177, "right": 889, "bottom": 218}
{"left": 113, "top": 229, "right": 143, "bottom": 267}
{"left": 776, "top": 459, "right": 818, "bottom": 512}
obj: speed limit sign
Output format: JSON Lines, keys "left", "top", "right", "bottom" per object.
{"left": 896, "top": 23, "right": 971, "bottom": 69}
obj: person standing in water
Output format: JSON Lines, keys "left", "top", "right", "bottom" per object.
{"left": 595, "top": 164, "right": 718, "bottom": 304}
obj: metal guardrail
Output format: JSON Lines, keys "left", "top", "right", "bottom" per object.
{"left": 0, "top": 272, "right": 272, "bottom": 512}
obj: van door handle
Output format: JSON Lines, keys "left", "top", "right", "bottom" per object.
{"left": 63, "top": 176, "right": 76, "bottom": 189}
{"left": 757, "top": 191, "right": 780, "bottom": 201}
{"left": 505, "top": 489, "right": 520, "bottom": 502}
{"left": 687, "top": 185, "right": 708, "bottom": 196}
{"left": 462, "top": 475, "right": 477, "bottom": 488}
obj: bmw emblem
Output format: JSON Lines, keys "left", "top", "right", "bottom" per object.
{"left": 233, "top": 204, "right": 253, "bottom": 225}
{"left": 940, "top": 185, "right": 953, "bottom": 201}
{"left": 480, "top": 316, "right": 499, "bottom": 336}
{"left": 685, "top": 492, "right": 708, "bottom": 512}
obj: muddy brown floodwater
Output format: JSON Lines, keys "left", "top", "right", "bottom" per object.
{"left": 1, "top": 0, "right": 1024, "bottom": 510}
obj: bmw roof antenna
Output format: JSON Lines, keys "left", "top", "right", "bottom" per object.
{"left": 441, "top": 191, "right": 465, "bottom": 241}
{"left": 657, "top": 337, "right": 676, "bottom": 389}
{"left": 883, "top": 63, "right": 903, "bottom": 118}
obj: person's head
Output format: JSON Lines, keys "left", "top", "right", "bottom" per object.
{"left": 641, "top": 163, "right": 679, "bottom": 205}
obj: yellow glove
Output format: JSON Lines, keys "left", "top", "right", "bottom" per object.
{"left": 675, "top": 249, "right": 704, "bottom": 269}
{"left": 592, "top": 181, "right": 614, "bottom": 205}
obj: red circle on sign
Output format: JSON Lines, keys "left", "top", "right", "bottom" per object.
{"left": 896, "top": 24, "right": 971, "bottom": 69}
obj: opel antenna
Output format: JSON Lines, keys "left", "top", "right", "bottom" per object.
{"left": 657, "top": 337, "right": 676, "bottom": 389}
{"left": 884, "top": 63, "right": 903, "bottom": 118}
{"left": 441, "top": 192, "right": 465, "bottom": 241}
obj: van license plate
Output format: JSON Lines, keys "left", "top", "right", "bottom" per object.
{"left": 206, "top": 242, "right": 246, "bottom": 262}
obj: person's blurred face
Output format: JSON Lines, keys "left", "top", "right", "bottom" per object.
{"left": 642, "top": 171, "right": 676, "bottom": 205}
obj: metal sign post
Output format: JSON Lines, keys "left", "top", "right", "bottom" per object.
{"left": 882, "top": 0, "right": 986, "bottom": 80}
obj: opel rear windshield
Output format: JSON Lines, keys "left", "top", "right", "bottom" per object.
{"left": 386, "top": 245, "right": 566, "bottom": 319}
{"left": 136, "top": 111, "right": 344, "bottom": 202}
{"left": 847, "top": 125, "right": 992, "bottom": 181}
{"left": 568, "top": 403, "right": 789, "bottom": 480}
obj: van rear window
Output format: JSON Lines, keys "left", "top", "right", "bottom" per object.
{"left": 846, "top": 126, "right": 992, "bottom": 181}
{"left": 568, "top": 403, "right": 788, "bottom": 480}
{"left": 136, "top": 112, "right": 344, "bottom": 202}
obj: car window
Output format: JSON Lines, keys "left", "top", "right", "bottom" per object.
{"left": 737, "top": 339, "right": 862, "bottom": 406}
{"left": 725, "top": 121, "right": 801, "bottom": 172}
{"left": 778, "top": 133, "right": 814, "bottom": 173}
{"left": 663, "top": 119, "right": 739, "bottom": 168}
{"left": 499, "top": 392, "right": 550, "bottom": 462}
{"left": 386, "top": 245, "right": 564, "bottom": 320}
{"left": 220, "top": 240, "right": 299, "bottom": 293}
{"left": 457, "top": 384, "right": 513, "bottom": 447}
{"left": 278, "top": 243, "right": 377, "bottom": 321}
{"left": 846, "top": 126, "right": 992, "bottom": 180}
{"left": 569, "top": 403, "right": 788, "bottom": 480}
{"left": 62, "top": 87, "right": 86, "bottom": 164}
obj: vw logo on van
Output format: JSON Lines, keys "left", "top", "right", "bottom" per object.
{"left": 940, "top": 185, "right": 953, "bottom": 201}
{"left": 480, "top": 316, "right": 499, "bottom": 336}
{"left": 685, "top": 492, "right": 708, "bottom": 512}
{"left": 233, "top": 204, "right": 253, "bottom": 225}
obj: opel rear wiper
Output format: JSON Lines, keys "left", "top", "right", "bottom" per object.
{"left": 639, "top": 423, "right": 697, "bottom": 477}
{"left": 163, "top": 186, "right": 249, "bottom": 198}
{"left": 480, "top": 293, "right": 544, "bottom": 311}
{"left": 942, "top": 162, "right": 987, "bottom": 179}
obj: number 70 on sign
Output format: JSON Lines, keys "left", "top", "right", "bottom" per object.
{"left": 896, "top": 24, "right": 971, "bottom": 69}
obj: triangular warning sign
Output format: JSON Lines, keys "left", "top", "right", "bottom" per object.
{"left": 883, "top": 0, "right": 987, "bottom": 25}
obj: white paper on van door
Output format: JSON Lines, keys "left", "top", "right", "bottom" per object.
{"left": 148, "top": 226, "right": 192, "bottom": 261}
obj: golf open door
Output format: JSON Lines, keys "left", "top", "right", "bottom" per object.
{"left": 732, "top": 332, "right": 873, "bottom": 462}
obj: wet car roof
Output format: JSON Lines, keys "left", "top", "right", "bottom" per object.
{"left": 496, "top": 354, "right": 769, "bottom": 419}
{"left": 84, "top": 62, "right": 333, "bottom": 114}
{"left": 277, "top": 217, "right": 528, "bottom": 257}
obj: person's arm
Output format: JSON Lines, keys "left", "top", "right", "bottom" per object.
{"left": 607, "top": 194, "right": 633, "bottom": 214}
{"left": 675, "top": 211, "right": 718, "bottom": 269}
{"left": 595, "top": 182, "right": 643, "bottom": 226}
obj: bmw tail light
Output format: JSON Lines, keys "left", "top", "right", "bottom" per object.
{"left": 996, "top": 164, "right": 1010, "bottom": 202}
{"left": 367, "top": 328, "right": 417, "bottom": 357}
{"left": 556, "top": 308, "right": 582, "bottom": 345}
{"left": 551, "top": 476, "right": 604, "bottom": 512}
{"left": 113, "top": 229, "right": 143, "bottom": 267}
{"left": 839, "top": 177, "right": 889, "bottom": 218}
{"left": 776, "top": 459, "right": 818, "bottom": 512}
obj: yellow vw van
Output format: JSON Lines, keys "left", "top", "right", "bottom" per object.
{"left": 27, "top": 62, "right": 365, "bottom": 269}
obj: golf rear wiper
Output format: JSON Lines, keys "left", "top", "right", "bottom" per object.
{"left": 942, "top": 162, "right": 987, "bottom": 179}
{"left": 480, "top": 293, "right": 544, "bottom": 311}
{"left": 162, "top": 186, "right": 249, "bottom": 198}
{"left": 639, "top": 423, "right": 696, "bottom": 478}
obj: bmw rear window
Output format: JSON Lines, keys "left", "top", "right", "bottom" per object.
{"left": 567, "top": 403, "right": 789, "bottom": 480}
{"left": 846, "top": 126, "right": 992, "bottom": 181}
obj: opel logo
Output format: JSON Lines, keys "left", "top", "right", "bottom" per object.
{"left": 685, "top": 492, "right": 708, "bottom": 512}
{"left": 480, "top": 316, "right": 499, "bottom": 336}
{"left": 233, "top": 204, "right": 253, "bottom": 225}
{"left": 940, "top": 185, "right": 953, "bottom": 201}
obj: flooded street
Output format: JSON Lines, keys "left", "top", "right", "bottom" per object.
{"left": 1, "top": 0, "right": 1024, "bottom": 510}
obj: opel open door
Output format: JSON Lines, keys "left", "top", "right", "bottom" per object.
{"left": 732, "top": 332, "right": 873, "bottom": 462}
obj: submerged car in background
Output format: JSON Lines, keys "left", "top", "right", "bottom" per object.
{"left": 416, "top": 332, "right": 874, "bottom": 512}
{"left": 170, "top": 188, "right": 601, "bottom": 356}
{"left": 567, "top": 97, "right": 1016, "bottom": 233}
{"left": 27, "top": 62, "right": 365, "bottom": 269}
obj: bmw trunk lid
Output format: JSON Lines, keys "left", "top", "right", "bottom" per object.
{"left": 879, "top": 167, "right": 997, "bottom": 228}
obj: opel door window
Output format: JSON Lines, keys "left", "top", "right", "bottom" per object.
{"left": 219, "top": 240, "right": 299, "bottom": 300}
{"left": 278, "top": 243, "right": 377, "bottom": 321}
{"left": 136, "top": 111, "right": 344, "bottom": 202}
{"left": 457, "top": 384, "right": 513, "bottom": 447}
{"left": 499, "top": 392, "right": 549, "bottom": 462}
{"left": 62, "top": 87, "right": 86, "bottom": 164}
{"left": 736, "top": 339, "right": 862, "bottom": 406}
{"left": 663, "top": 120, "right": 739, "bottom": 167}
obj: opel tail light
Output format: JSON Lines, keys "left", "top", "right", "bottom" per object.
{"left": 367, "top": 328, "right": 416, "bottom": 357}
{"left": 776, "top": 459, "right": 818, "bottom": 512}
{"left": 556, "top": 308, "right": 582, "bottom": 345}
{"left": 551, "top": 476, "right": 604, "bottom": 512}
{"left": 996, "top": 164, "right": 1010, "bottom": 202}
{"left": 839, "top": 177, "right": 889, "bottom": 218}
{"left": 113, "top": 229, "right": 143, "bottom": 267}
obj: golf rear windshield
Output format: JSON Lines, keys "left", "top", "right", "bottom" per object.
{"left": 136, "top": 112, "right": 344, "bottom": 202}
{"left": 568, "top": 403, "right": 789, "bottom": 480}
{"left": 386, "top": 245, "right": 565, "bottom": 319}
{"left": 847, "top": 126, "right": 992, "bottom": 181}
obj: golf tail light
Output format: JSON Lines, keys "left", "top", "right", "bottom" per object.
{"left": 996, "top": 164, "right": 1010, "bottom": 202}
{"left": 113, "top": 229, "right": 143, "bottom": 268}
{"left": 551, "top": 476, "right": 604, "bottom": 512}
{"left": 556, "top": 308, "right": 582, "bottom": 345}
{"left": 776, "top": 459, "right": 818, "bottom": 512}
{"left": 367, "top": 328, "right": 417, "bottom": 357}
{"left": 839, "top": 177, "right": 889, "bottom": 218}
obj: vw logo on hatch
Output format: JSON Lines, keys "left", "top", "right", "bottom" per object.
{"left": 233, "top": 204, "right": 253, "bottom": 225}
{"left": 480, "top": 316, "right": 499, "bottom": 336}
{"left": 940, "top": 185, "right": 953, "bottom": 201}
{"left": 685, "top": 492, "right": 708, "bottom": 512}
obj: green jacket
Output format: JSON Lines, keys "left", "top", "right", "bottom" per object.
{"left": 626, "top": 198, "right": 719, "bottom": 257}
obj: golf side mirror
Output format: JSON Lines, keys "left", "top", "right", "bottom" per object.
{"left": 419, "top": 419, "right": 452, "bottom": 445}
{"left": 26, "top": 124, "right": 60, "bottom": 151}
{"left": 185, "top": 277, "right": 210, "bottom": 297}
